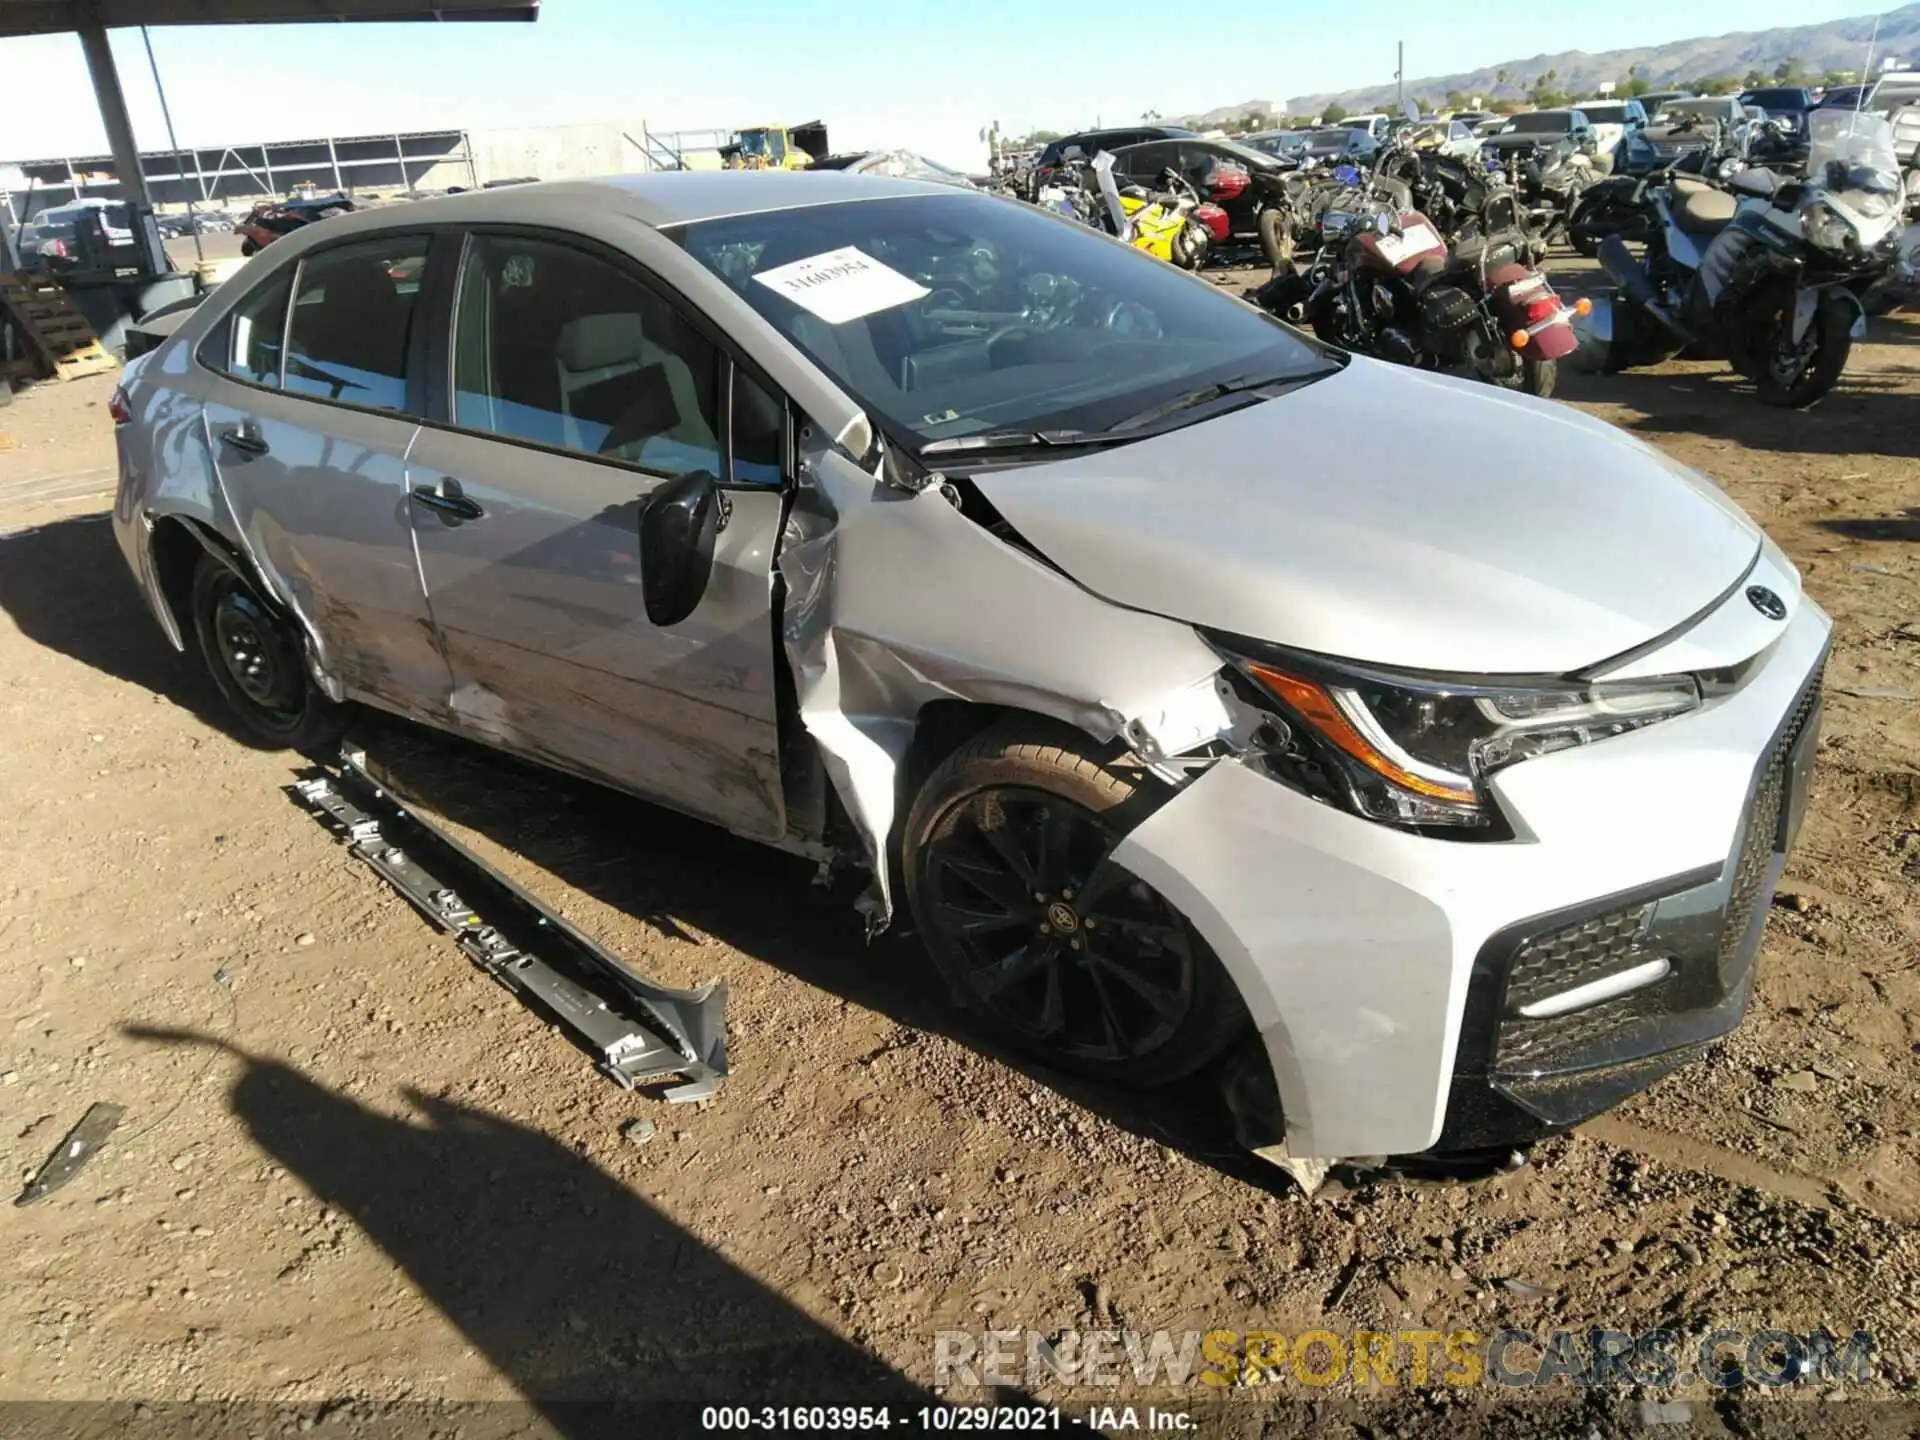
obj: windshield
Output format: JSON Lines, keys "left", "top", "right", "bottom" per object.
{"left": 1582, "top": 104, "right": 1627, "bottom": 123}
{"left": 1741, "top": 89, "right": 1807, "bottom": 109}
{"left": 1502, "top": 113, "right": 1573, "bottom": 134}
{"left": 675, "top": 193, "right": 1330, "bottom": 449}
{"left": 1807, "top": 108, "right": 1899, "bottom": 186}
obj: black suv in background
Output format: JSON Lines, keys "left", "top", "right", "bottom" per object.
{"left": 1030, "top": 125, "right": 1197, "bottom": 193}
{"left": 1738, "top": 86, "right": 1816, "bottom": 136}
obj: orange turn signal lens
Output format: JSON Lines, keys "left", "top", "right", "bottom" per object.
{"left": 1244, "top": 663, "right": 1478, "bottom": 804}
{"left": 1574, "top": 297, "right": 1593, "bottom": 316}
{"left": 1509, "top": 329, "right": 1530, "bottom": 349}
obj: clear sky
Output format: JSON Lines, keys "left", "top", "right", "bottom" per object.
{"left": 0, "top": 0, "right": 1898, "bottom": 170}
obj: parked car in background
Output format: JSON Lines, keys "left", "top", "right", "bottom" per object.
{"left": 1031, "top": 125, "right": 1197, "bottom": 192}
{"left": 1480, "top": 109, "right": 1599, "bottom": 174}
{"left": 1449, "top": 111, "right": 1497, "bottom": 131}
{"left": 1638, "top": 91, "right": 1692, "bottom": 117}
{"left": 1109, "top": 134, "right": 1303, "bottom": 261}
{"left": 106, "top": 169, "right": 1832, "bottom": 1172}
{"left": 1342, "top": 113, "right": 1392, "bottom": 141}
{"left": 1299, "top": 125, "right": 1377, "bottom": 164}
{"left": 1815, "top": 83, "right": 1871, "bottom": 109}
{"left": 1242, "top": 130, "right": 1309, "bottom": 166}
{"left": 1417, "top": 116, "right": 1485, "bottom": 161}
{"left": 1628, "top": 96, "right": 1758, "bottom": 172}
{"left": 1575, "top": 99, "right": 1649, "bottom": 166}
{"left": 1737, "top": 86, "right": 1816, "bottom": 139}
{"left": 806, "top": 151, "right": 977, "bottom": 186}
{"left": 15, "top": 198, "right": 132, "bottom": 270}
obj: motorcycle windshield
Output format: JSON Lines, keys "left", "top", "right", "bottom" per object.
{"left": 1807, "top": 109, "right": 1899, "bottom": 183}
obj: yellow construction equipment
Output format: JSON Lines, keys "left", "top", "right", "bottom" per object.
{"left": 721, "top": 121, "right": 829, "bottom": 171}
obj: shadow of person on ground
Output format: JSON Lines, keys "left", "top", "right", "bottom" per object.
{"left": 125, "top": 1030, "right": 936, "bottom": 1433}
{"left": 1817, "top": 508, "right": 1920, "bottom": 543}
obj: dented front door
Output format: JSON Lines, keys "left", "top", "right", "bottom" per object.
{"left": 403, "top": 425, "right": 789, "bottom": 841}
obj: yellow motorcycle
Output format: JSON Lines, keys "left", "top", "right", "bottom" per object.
{"left": 1088, "top": 153, "right": 1216, "bottom": 269}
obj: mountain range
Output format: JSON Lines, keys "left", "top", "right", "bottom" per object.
{"left": 1173, "top": 2, "right": 1920, "bottom": 125}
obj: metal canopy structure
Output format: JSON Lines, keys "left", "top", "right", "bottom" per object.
{"left": 1, "top": 0, "right": 538, "bottom": 275}
{"left": 0, "top": 0, "right": 537, "bottom": 37}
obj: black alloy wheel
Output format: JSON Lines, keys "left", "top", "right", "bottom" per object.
{"left": 920, "top": 787, "right": 1195, "bottom": 1066}
{"left": 902, "top": 725, "right": 1249, "bottom": 1088}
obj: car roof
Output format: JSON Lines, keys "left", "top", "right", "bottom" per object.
{"left": 271, "top": 169, "right": 962, "bottom": 235}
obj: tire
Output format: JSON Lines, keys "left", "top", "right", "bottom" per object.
{"left": 901, "top": 722, "right": 1250, "bottom": 1088}
{"left": 189, "top": 549, "right": 349, "bottom": 751}
{"left": 1259, "top": 207, "right": 1294, "bottom": 268}
{"left": 1753, "top": 290, "right": 1853, "bottom": 409}
{"left": 1484, "top": 354, "right": 1557, "bottom": 399}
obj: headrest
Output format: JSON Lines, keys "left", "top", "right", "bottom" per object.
{"left": 556, "top": 312, "right": 647, "bottom": 373}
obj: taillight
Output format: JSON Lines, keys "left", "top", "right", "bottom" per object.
{"left": 1525, "top": 297, "right": 1560, "bottom": 323}
{"left": 107, "top": 387, "right": 131, "bottom": 424}
{"left": 1209, "top": 166, "right": 1250, "bottom": 200}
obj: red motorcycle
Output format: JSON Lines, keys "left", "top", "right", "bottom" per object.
{"left": 237, "top": 193, "right": 356, "bottom": 257}
{"left": 1254, "top": 183, "right": 1585, "bottom": 398}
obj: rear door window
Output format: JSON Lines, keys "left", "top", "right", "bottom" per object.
{"left": 196, "top": 269, "right": 293, "bottom": 389}
{"left": 282, "top": 235, "right": 429, "bottom": 412}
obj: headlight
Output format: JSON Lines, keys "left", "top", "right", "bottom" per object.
{"left": 1800, "top": 200, "right": 1855, "bottom": 253}
{"left": 1234, "top": 656, "right": 1700, "bottom": 830}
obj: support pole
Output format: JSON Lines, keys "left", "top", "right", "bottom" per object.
{"left": 1397, "top": 41, "right": 1405, "bottom": 111}
{"left": 77, "top": 20, "right": 168, "bottom": 276}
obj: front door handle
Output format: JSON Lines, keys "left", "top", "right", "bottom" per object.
{"left": 410, "top": 478, "right": 485, "bottom": 523}
{"left": 219, "top": 422, "right": 269, "bottom": 457}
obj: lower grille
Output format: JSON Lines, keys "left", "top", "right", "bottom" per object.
{"left": 1492, "top": 663, "right": 1825, "bottom": 1074}
{"left": 1718, "top": 673, "right": 1822, "bottom": 983}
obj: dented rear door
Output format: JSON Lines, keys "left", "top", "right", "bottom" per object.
{"left": 198, "top": 235, "right": 447, "bottom": 713}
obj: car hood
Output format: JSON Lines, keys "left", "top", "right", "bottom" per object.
{"left": 969, "top": 360, "right": 1763, "bottom": 676}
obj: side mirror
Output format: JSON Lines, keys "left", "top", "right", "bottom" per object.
{"left": 637, "top": 468, "right": 730, "bottom": 627}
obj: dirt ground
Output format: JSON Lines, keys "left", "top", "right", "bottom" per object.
{"left": 0, "top": 260, "right": 1917, "bottom": 1437}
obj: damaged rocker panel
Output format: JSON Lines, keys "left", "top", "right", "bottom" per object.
{"left": 294, "top": 749, "right": 726, "bottom": 1100}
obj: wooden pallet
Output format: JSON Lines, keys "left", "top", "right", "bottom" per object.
{"left": 0, "top": 273, "right": 117, "bottom": 381}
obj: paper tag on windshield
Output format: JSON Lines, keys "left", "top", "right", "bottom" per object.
{"left": 752, "top": 246, "right": 930, "bottom": 324}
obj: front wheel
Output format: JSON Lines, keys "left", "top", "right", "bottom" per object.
{"left": 1259, "top": 207, "right": 1294, "bottom": 267}
{"left": 1753, "top": 290, "right": 1854, "bottom": 408}
{"left": 901, "top": 724, "right": 1249, "bottom": 1088}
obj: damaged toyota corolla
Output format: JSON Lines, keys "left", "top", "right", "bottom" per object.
{"left": 110, "top": 170, "right": 1827, "bottom": 1174}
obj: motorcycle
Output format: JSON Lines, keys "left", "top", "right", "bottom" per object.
{"left": 237, "top": 192, "right": 355, "bottom": 256}
{"left": 1567, "top": 119, "right": 1790, "bottom": 257}
{"left": 1501, "top": 139, "right": 1599, "bottom": 248}
{"left": 1248, "top": 161, "right": 1584, "bottom": 398}
{"left": 1580, "top": 109, "right": 1904, "bottom": 408}
{"left": 1083, "top": 153, "right": 1220, "bottom": 269}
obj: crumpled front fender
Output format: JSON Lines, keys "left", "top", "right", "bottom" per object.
{"left": 776, "top": 440, "right": 1230, "bottom": 928}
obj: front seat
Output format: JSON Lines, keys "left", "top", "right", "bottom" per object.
{"left": 553, "top": 311, "right": 719, "bottom": 466}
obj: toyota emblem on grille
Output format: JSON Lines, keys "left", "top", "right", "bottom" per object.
{"left": 1747, "top": 586, "right": 1788, "bottom": 621}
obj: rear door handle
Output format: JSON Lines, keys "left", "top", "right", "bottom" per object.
{"left": 219, "top": 422, "right": 268, "bottom": 456}
{"left": 410, "top": 478, "right": 485, "bottom": 523}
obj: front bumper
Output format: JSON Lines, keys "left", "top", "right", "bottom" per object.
{"left": 1112, "top": 598, "right": 1831, "bottom": 1160}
